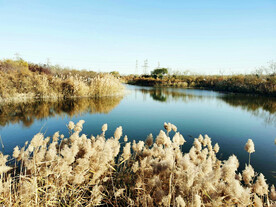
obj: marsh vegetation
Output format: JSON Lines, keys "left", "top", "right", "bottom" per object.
{"left": 124, "top": 62, "right": 276, "bottom": 96}
{"left": 0, "top": 121, "right": 275, "bottom": 206}
{"left": 0, "top": 59, "right": 125, "bottom": 102}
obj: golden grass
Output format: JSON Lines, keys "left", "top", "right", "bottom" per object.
{"left": 0, "top": 121, "right": 275, "bottom": 206}
{"left": 0, "top": 59, "right": 125, "bottom": 102}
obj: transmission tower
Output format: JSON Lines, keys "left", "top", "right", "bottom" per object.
{"left": 46, "top": 58, "right": 51, "bottom": 67}
{"left": 14, "top": 53, "right": 21, "bottom": 60}
{"left": 143, "top": 59, "right": 148, "bottom": 74}
{"left": 135, "top": 60, "right": 138, "bottom": 74}
{"left": 157, "top": 61, "right": 160, "bottom": 68}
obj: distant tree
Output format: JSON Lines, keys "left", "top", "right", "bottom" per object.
{"left": 151, "top": 68, "right": 168, "bottom": 78}
{"left": 267, "top": 61, "right": 276, "bottom": 75}
{"left": 253, "top": 61, "right": 276, "bottom": 76}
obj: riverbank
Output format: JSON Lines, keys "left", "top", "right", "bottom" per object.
{"left": 124, "top": 75, "right": 276, "bottom": 96}
{"left": 0, "top": 59, "right": 125, "bottom": 102}
{"left": 0, "top": 121, "right": 275, "bottom": 206}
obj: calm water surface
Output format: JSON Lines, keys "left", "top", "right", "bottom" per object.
{"left": 0, "top": 85, "right": 276, "bottom": 184}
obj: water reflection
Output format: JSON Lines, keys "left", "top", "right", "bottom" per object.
{"left": 0, "top": 96, "right": 123, "bottom": 127}
{"left": 137, "top": 87, "right": 276, "bottom": 125}
{"left": 221, "top": 95, "right": 276, "bottom": 125}
{"left": 139, "top": 88, "right": 206, "bottom": 102}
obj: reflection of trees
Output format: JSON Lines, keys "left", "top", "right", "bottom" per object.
{"left": 138, "top": 87, "right": 276, "bottom": 125}
{"left": 139, "top": 88, "right": 205, "bottom": 103}
{"left": 220, "top": 95, "right": 276, "bottom": 114}
{"left": 150, "top": 90, "right": 167, "bottom": 102}
{"left": 0, "top": 96, "right": 123, "bottom": 127}
{"left": 220, "top": 95, "right": 276, "bottom": 125}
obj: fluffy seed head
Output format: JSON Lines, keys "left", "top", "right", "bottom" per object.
{"left": 270, "top": 185, "right": 276, "bottom": 200}
{"left": 164, "top": 122, "right": 171, "bottom": 133}
{"left": 242, "top": 164, "right": 255, "bottom": 184}
{"left": 114, "top": 126, "right": 123, "bottom": 139}
{"left": 30, "top": 133, "right": 44, "bottom": 148}
{"left": 145, "top": 134, "right": 154, "bottom": 147}
{"left": 13, "top": 146, "right": 20, "bottom": 159}
{"left": 68, "top": 121, "right": 75, "bottom": 130}
{"left": 102, "top": 123, "right": 108, "bottom": 132}
{"left": 214, "top": 143, "right": 220, "bottom": 153}
{"left": 176, "top": 195, "right": 186, "bottom": 207}
{"left": 245, "top": 139, "right": 255, "bottom": 154}
{"left": 253, "top": 173, "right": 268, "bottom": 196}
{"left": 171, "top": 124, "right": 177, "bottom": 132}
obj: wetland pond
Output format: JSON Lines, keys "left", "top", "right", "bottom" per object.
{"left": 0, "top": 85, "right": 276, "bottom": 184}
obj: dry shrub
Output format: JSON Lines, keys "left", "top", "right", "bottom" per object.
{"left": 0, "top": 121, "right": 275, "bottom": 206}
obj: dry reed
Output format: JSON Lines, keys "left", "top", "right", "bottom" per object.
{"left": 0, "top": 121, "right": 275, "bottom": 206}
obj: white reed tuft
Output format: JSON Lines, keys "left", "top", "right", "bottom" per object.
{"left": 114, "top": 126, "right": 123, "bottom": 140}
{"left": 102, "top": 123, "right": 108, "bottom": 133}
{"left": 245, "top": 139, "right": 255, "bottom": 153}
{"left": 214, "top": 143, "right": 220, "bottom": 153}
{"left": 245, "top": 139, "right": 255, "bottom": 165}
{"left": 0, "top": 121, "right": 274, "bottom": 206}
{"left": 68, "top": 121, "right": 75, "bottom": 130}
{"left": 242, "top": 164, "right": 255, "bottom": 185}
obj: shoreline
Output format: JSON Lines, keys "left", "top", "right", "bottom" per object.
{"left": 127, "top": 82, "right": 276, "bottom": 97}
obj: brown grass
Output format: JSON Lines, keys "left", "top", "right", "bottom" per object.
{"left": 0, "top": 59, "right": 125, "bottom": 102}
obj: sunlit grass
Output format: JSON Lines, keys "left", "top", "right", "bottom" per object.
{"left": 0, "top": 59, "right": 125, "bottom": 102}
{"left": 0, "top": 121, "right": 275, "bottom": 206}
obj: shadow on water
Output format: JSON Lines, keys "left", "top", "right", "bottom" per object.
{"left": 139, "top": 88, "right": 206, "bottom": 102}
{"left": 0, "top": 96, "right": 123, "bottom": 127}
{"left": 220, "top": 94, "right": 276, "bottom": 125}
{"left": 137, "top": 87, "right": 276, "bottom": 125}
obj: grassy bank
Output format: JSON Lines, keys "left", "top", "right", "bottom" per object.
{"left": 0, "top": 59, "right": 125, "bottom": 102}
{"left": 124, "top": 74, "right": 276, "bottom": 96}
{"left": 0, "top": 121, "right": 275, "bottom": 206}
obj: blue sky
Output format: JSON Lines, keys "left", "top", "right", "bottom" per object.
{"left": 0, "top": 0, "right": 275, "bottom": 74}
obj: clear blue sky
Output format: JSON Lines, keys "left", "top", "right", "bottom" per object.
{"left": 0, "top": 0, "right": 275, "bottom": 74}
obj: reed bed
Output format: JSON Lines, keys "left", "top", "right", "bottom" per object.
{"left": 0, "top": 121, "right": 275, "bottom": 206}
{"left": 0, "top": 59, "right": 125, "bottom": 102}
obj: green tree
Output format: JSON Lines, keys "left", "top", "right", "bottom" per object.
{"left": 151, "top": 68, "right": 168, "bottom": 78}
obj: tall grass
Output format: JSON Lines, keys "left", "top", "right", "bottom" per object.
{"left": 0, "top": 121, "right": 275, "bottom": 206}
{"left": 0, "top": 59, "right": 125, "bottom": 102}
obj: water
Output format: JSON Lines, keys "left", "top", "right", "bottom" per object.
{"left": 0, "top": 85, "right": 275, "bottom": 184}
